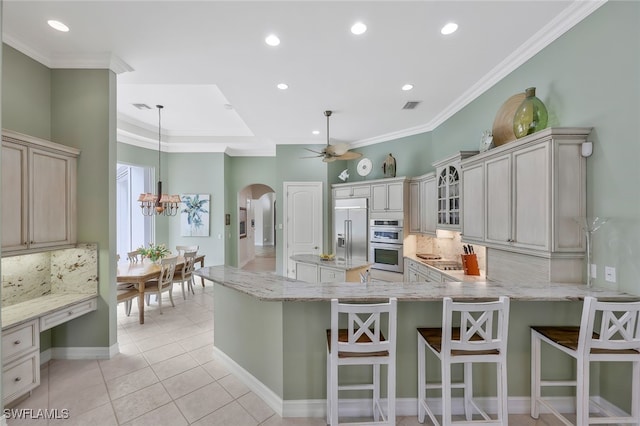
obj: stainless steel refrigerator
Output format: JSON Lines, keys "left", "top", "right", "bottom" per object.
{"left": 334, "top": 198, "right": 368, "bottom": 263}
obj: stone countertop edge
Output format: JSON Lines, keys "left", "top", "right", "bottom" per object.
{"left": 290, "top": 254, "right": 371, "bottom": 271}
{"left": 194, "top": 266, "right": 639, "bottom": 303}
{"left": 2, "top": 293, "right": 98, "bottom": 330}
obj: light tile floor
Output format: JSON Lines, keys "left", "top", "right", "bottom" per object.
{"left": 7, "top": 253, "right": 570, "bottom": 425}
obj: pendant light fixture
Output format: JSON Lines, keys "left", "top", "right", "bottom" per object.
{"left": 138, "top": 105, "right": 181, "bottom": 216}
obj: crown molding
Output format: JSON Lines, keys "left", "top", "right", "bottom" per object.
{"left": 3, "top": 33, "right": 133, "bottom": 74}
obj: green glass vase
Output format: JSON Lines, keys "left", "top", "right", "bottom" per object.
{"left": 513, "top": 87, "right": 548, "bottom": 139}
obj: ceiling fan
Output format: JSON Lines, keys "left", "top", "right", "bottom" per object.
{"left": 304, "top": 111, "right": 362, "bottom": 163}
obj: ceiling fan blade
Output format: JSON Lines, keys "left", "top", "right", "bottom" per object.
{"left": 304, "top": 147, "right": 325, "bottom": 155}
{"left": 300, "top": 155, "right": 323, "bottom": 158}
{"left": 336, "top": 151, "right": 362, "bottom": 160}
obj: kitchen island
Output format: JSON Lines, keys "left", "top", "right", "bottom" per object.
{"left": 290, "top": 254, "right": 371, "bottom": 283}
{"left": 194, "top": 265, "right": 638, "bottom": 417}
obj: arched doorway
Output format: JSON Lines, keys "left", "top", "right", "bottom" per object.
{"left": 238, "top": 184, "right": 276, "bottom": 272}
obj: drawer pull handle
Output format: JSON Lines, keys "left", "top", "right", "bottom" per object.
{"left": 13, "top": 340, "right": 21, "bottom": 345}
{"left": 14, "top": 377, "right": 21, "bottom": 382}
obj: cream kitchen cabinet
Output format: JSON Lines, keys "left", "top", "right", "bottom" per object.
{"left": 370, "top": 177, "right": 407, "bottom": 215}
{"left": 404, "top": 258, "right": 443, "bottom": 283}
{"left": 409, "top": 173, "right": 436, "bottom": 236}
{"left": 2, "top": 320, "right": 40, "bottom": 406}
{"left": 460, "top": 127, "right": 590, "bottom": 256}
{"left": 2, "top": 130, "right": 80, "bottom": 255}
{"left": 433, "top": 152, "right": 478, "bottom": 231}
{"left": 332, "top": 183, "right": 371, "bottom": 199}
{"left": 461, "top": 162, "right": 484, "bottom": 243}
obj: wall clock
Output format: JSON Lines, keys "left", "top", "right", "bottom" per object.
{"left": 357, "top": 158, "right": 372, "bottom": 177}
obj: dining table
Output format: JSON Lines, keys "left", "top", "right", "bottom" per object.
{"left": 116, "top": 254, "right": 205, "bottom": 324}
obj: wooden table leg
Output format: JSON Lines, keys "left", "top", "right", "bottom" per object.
{"left": 200, "top": 258, "right": 206, "bottom": 287}
{"left": 138, "top": 281, "right": 145, "bottom": 324}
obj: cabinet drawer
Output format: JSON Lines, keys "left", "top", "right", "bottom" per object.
{"left": 40, "top": 298, "right": 97, "bottom": 331}
{"left": 2, "top": 320, "right": 38, "bottom": 363}
{"left": 425, "top": 268, "right": 442, "bottom": 282}
{"left": 334, "top": 188, "right": 352, "bottom": 198}
{"left": 3, "top": 352, "right": 39, "bottom": 404}
{"left": 319, "top": 267, "right": 344, "bottom": 283}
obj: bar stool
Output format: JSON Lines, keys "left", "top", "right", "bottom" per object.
{"left": 417, "top": 296, "right": 510, "bottom": 425}
{"left": 326, "top": 297, "right": 397, "bottom": 426}
{"left": 531, "top": 296, "right": 640, "bottom": 425}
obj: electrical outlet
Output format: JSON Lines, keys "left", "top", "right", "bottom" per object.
{"left": 590, "top": 264, "right": 597, "bottom": 279}
{"left": 605, "top": 266, "right": 616, "bottom": 283}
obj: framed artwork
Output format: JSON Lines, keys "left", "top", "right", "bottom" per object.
{"left": 239, "top": 207, "right": 247, "bottom": 239}
{"left": 180, "top": 194, "right": 210, "bottom": 237}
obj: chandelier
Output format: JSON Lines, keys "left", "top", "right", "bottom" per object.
{"left": 138, "top": 105, "right": 181, "bottom": 216}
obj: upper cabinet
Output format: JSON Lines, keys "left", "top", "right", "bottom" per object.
{"left": 409, "top": 172, "right": 436, "bottom": 236}
{"left": 333, "top": 183, "right": 371, "bottom": 199}
{"left": 460, "top": 127, "right": 590, "bottom": 256}
{"left": 432, "top": 151, "right": 478, "bottom": 231}
{"left": 370, "top": 177, "right": 407, "bottom": 216}
{"left": 2, "top": 130, "right": 80, "bottom": 255}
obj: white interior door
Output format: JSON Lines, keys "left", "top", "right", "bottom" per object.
{"left": 283, "top": 182, "right": 323, "bottom": 278}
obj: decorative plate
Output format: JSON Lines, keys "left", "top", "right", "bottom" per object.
{"left": 357, "top": 158, "right": 372, "bottom": 176}
{"left": 491, "top": 92, "right": 526, "bottom": 147}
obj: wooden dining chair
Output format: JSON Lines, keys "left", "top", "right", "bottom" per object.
{"left": 143, "top": 255, "right": 178, "bottom": 314}
{"left": 127, "top": 249, "right": 141, "bottom": 263}
{"left": 176, "top": 245, "right": 199, "bottom": 256}
{"left": 173, "top": 250, "right": 197, "bottom": 300}
{"left": 117, "top": 285, "right": 138, "bottom": 316}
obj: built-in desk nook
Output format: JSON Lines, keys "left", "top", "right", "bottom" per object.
{"left": 195, "top": 265, "right": 638, "bottom": 418}
{"left": 1, "top": 243, "right": 98, "bottom": 405}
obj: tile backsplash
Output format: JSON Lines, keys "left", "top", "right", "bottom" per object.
{"left": 1, "top": 243, "right": 98, "bottom": 307}
{"left": 414, "top": 232, "right": 486, "bottom": 269}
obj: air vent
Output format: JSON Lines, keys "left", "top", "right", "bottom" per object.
{"left": 402, "top": 101, "right": 421, "bottom": 110}
{"left": 132, "top": 103, "right": 151, "bottom": 110}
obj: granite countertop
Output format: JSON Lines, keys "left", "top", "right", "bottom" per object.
{"left": 290, "top": 254, "right": 371, "bottom": 271}
{"left": 2, "top": 293, "right": 98, "bottom": 330}
{"left": 404, "top": 254, "right": 487, "bottom": 283}
{"left": 194, "top": 266, "right": 638, "bottom": 302}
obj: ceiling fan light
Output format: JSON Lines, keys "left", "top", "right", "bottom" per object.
{"left": 328, "top": 143, "right": 349, "bottom": 156}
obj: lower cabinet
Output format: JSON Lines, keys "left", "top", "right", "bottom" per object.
{"left": 404, "top": 258, "right": 444, "bottom": 283}
{"left": 2, "top": 320, "right": 40, "bottom": 406}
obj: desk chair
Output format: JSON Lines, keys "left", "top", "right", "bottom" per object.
{"left": 326, "top": 297, "right": 397, "bottom": 425}
{"left": 531, "top": 296, "right": 640, "bottom": 425}
{"left": 418, "top": 296, "right": 510, "bottom": 425}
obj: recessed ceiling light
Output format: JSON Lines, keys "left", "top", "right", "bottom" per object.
{"left": 441, "top": 22, "right": 458, "bottom": 35}
{"left": 277, "top": 83, "right": 289, "bottom": 90}
{"left": 48, "top": 20, "right": 69, "bottom": 32}
{"left": 312, "top": 130, "right": 320, "bottom": 135}
{"left": 351, "top": 22, "right": 367, "bottom": 35}
{"left": 265, "top": 34, "right": 280, "bottom": 46}
{"left": 402, "top": 84, "right": 414, "bottom": 91}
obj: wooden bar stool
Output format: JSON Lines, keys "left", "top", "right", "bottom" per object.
{"left": 531, "top": 296, "right": 640, "bottom": 425}
{"left": 417, "top": 296, "right": 510, "bottom": 425}
{"left": 326, "top": 297, "right": 397, "bottom": 426}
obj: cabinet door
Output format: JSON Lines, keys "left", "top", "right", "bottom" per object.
{"left": 1, "top": 142, "right": 29, "bottom": 251}
{"left": 485, "top": 153, "right": 511, "bottom": 245}
{"left": 333, "top": 188, "right": 352, "bottom": 198}
{"left": 421, "top": 178, "right": 437, "bottom": 235}
{"left": 370, "top": 184, "right": 388, "bottom": 212}
{"left": 386, "top": 182, "right": 404, "bottom": 212}
{"left": 295, "top": 263, "right": 318, "bottom": 283}
{"left": 409, "top": 181, "right": 421, "bottom": 233}
{"left": 29, "top": 148, "right": 74, "bottom": 249}
{"left": 351, "top": 185, "right": 371, "bottom": 198}
{"left": 513, "top": 143, "right": 550, "bottom": 250}
{"left": 461, "top": 163, "right": 484, "bottom": 242}
{"left": 319, "top": 266, "right": 345, "bottom": 283}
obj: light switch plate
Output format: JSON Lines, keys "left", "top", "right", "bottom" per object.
{"left": 590, "top": 264, "right": 597, "bottom": 279}
{"left": 605, "top": 266, "right": 616, "bottom": 283}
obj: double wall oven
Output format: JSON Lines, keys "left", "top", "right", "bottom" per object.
{"left": 369, "top": 219, "right": 404, "bottom": 273}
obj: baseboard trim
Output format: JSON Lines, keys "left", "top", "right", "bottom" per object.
{"left": 212, "top": 347, "right": 285, "bottom": 416}
{"left": 49, "top": 345, "right": 114, "bottom": 360}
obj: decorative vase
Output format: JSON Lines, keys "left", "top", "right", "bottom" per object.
{"left": 513, "top": 87, "right": 548, "bottom": 139}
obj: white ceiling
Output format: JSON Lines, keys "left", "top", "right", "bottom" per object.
{"left": 2, "top": 1, "right": 605, "bottom": 156}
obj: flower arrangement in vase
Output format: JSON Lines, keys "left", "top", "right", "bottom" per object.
{"left": 138, "top": 243, "right": 170, "bottom": 263}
